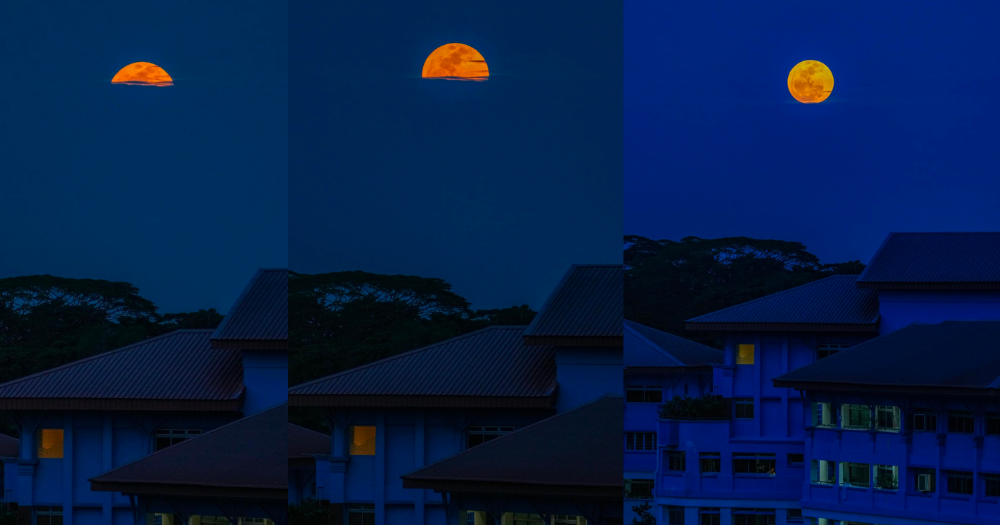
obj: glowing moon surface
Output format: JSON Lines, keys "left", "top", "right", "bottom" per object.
{"left": 787, "top": 60, "right": 833, "bottom": 103}
{"left": 421, "top": 44, "right": 488, "bottom": 81}
{"left": 111, "top": 62, "right": 173, "bottom": 86}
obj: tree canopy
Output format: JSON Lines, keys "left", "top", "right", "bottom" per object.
{"left": 625, "top": 235, "right": 864, "bottom": 347}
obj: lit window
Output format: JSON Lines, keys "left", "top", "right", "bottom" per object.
{"left": 466, "top": 426, "right": 514, "bottom": 448}
{"left": 155, "top": 429, "right": 202, "bottom": 450}
{"left": 735, "top": 398, "right": 754, "bottom": 419}
{"left": 36, "top": 507, "right": 63, "bottom": 525}
{"left": 625, "top": 432, "right": 656, "bottom": 451}
{"left": 38, "top": 429, "right": 64, "bottom": 459}
{"left": 736, "top": 344, "right": 754, "bottom": 365}
{"left": 624, "top": 478, "right": 654, "bottom": 499}
{"left": 947, "top": 471, "right": 973, "bottom": 495}
{"left": 667, "top": 451, "right": 686, "bottom": 471}
{"left": 700, "top": 452, "right": 721, "bottom": 474}
{"left": 347, "top": 504, "right": 375, "bottom": 525}
{"left": 350, "top": 426, "right": 376, "bottom": 455}
{"left": 948, "top": 411, "right": 974, "bottom": 433}
{"left": 626, "top": 386, "right": 663, "bottom": 403}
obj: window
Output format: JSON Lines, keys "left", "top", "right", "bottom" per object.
{"left": 817, "top": 343, "right": 849, "bottom": 359}
{"left": 737, "top": 344, "right": 755, "bottom": 365}
{"left": 987, "top": 414, "right": 1000, "bottom": 435}
{"left": 913, "top": 468, "right": 936, "bottom": 493}
{"left": 700, "top": 452, "right": 721, "bottom": 474}
{"left": 786, "top": 509, "right": 802, "bottom": 522}
{"left": 467, "top": 426, "right": 514, "bottom": 448}
{"left": 874, "top": 464, "right": 899, "bottom": 490}
{"left": 625, "top": 432, "right": 656, "bottom": 451}
{"left": 238, "top": 520, "right": 271, "bottom": 525}
{"left": 733, "top": 509, "right": 775, "bottom": 525}
{"left": 347, "top": 504, "right": 375, "bottom": 525}
{"left": 35, "top": 507, "right": 63, "bottom": 525}
{"left": 812, "top": 403, "right": 835, "bottom": 428}
{"left": 912, "top": 411, "right": 937, "bottom": 432}
{"left": 38, "top": 429, "right": 64, "bottom": 459}
{"left": 197, "top": 518, "right": 229, "bottom": 525}
{"left": 841, "top": 404, "right": 870, "bottom": 430}
{"left": 733, "top": 453, "right": 775, "bottom": 475}
{"left": 876, "top": 406, "right": 901, "bottom": 432}
{"left": 985, "top": 474, "right": 1000, "bottom": 498}
{"left": 699, "top": 508, "right": 720, "bottom": 525}
{"left": 512, "top": 514, "right": 544, "bottom": 525}
{"left": 155, "top": 429, "right": 202, "bottom": 450}
{"left": 840, "top": 462, "right": 870, "bottom": 488}
{"left": 811, "top": 460, "right": 836, "bottom": 485}
{"left": 349, "top": 426, "right": 376, "bottom": 455}
{"left": 553, "top": 517, "right": 582, "bottom": 525}
{"left": 624, "top": 478, "right": 654, "bottom": 499}
{"left": 626, "top": 386, "right": 663, "bottom": 403}
{"left": 947, "top": 471, "right": 973, "bottom": 495}
{"left": 667, "top": 451, "right": 686, "bottom": 471}
{"left": 948, "top": 411, "right": 974, "bottom": 433}
{"left": 735, "top": 398, "right": 754, "bottom": 419}
{"left": 667, "top": 507, "right": 684, "bottom": 525}
{"left": 466, "top": 512, "right": 495, "bottom": 525}
{"left": 787, "top": 454, "right": 804, "bottom": 466}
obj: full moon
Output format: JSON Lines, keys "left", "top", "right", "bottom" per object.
{"left": 421, "top": 44, "right": 488, "bottom": 81}
{"left": 111, "top": 62, "right": 173, "bottom": 86}
{"left": 787, "top": 60, "right": 833, "bottom": 103}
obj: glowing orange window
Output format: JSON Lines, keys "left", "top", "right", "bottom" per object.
{"left": 737, "top": 344, "right": 755, "bottom": 365}
{"left": 38, "top": 429, "right": 64, "bottom": 458}
{"left": 350, "top": 426, "right": 376, "bottom": 456}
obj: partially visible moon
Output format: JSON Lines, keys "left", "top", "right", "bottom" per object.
{"left": 111, "top": 62, "right": 173, "bottom": 86}
{"left": 787, "top": 60, "right": 833, "bottom": 103}
{"left": 421, "top": 44, "right": 488, "bottom": 81}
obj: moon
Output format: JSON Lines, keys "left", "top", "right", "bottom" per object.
{"left": 421, "top": 44, "right": 488, "bottom": 81}
{"left": 111, "top": 62, "right": 173, "bottom": 86}
{"left": 787, "top": 60, "right": 833, "bottom": 103}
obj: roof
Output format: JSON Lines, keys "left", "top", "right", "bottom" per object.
{"left": 686, "top": 275, "right": 880, "bottom": 332}
{"left": 211, "top": 269, "right": 288, "bottom": 350}
{"left": 624, "top": 320, "right": 722, "bottom": 368}
{"left": 91, "top": 403, "right": 287, "bottom": 500}
{"left": 0, "top": 434, "right": 18, "bottom": 458}
{"left": 523, "top": 265, "right": 623, "bottom": 346}
{"left": 0, "top": 330, "right": 243, "bottom": 411}
{"left": 402, "top": 396, "right": 622, "bottom": 499}
{"left": 288, "top": 326, "right": 557, "bottom": 408}
{"left": 289, "top": 424, "right": 328, "bottom": 467}
{"left": 773, "top": 321, "right": 1000, "bottom": 395}
{"left": 857, "top": 233, "right": 1000, "bottom": 289}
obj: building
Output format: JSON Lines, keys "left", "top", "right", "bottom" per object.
{"left": 623, "top": 321, "right": 722, "bottom": 523}
{"left": 288, "top": 264, "right": 623, "bottom": 525}
{"left": 648, "top": 232, "right": 1000, "bottom": 525}
{"left": 289, "top": 424, "right": 329, "bottom": 506}
{"left": 0, "top": 268, "right": 288, "bottom": 525}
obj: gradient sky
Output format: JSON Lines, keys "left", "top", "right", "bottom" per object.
{"left": 626, "top": 1, "right": 1000, "bottom": 265}
{"left": 0, "top": 1, "right": 287, "bottom": 314}
{"left": 289, "top": 0, "right": 623, "bottom": 309}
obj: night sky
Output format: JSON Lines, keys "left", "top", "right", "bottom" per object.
{"left": 626, "top": 1, "right": 1000, "bottom": 265}
{"left": 0, "top": 1, "right": 287, "bottom": 313}
{"left": 289, "top": 0, "right": 623, "bottom": 309}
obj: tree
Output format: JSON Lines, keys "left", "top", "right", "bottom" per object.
{"left": 630, "top": 501, "right": 656, "bottom": 525}
{"left": 625, "top": 235, "right": 864, "bottom": 347}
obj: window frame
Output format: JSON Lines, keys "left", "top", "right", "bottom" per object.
{"left": 155, "top": 428, "right": 203, "bottom": 451}
{"left": 732, "top": 453, "right": 776, "bottom": 475}
{"left": 349, "top": 426, "right": 377, "bottom": 456}
{"left": 810, "top": 459, "right": 837, "bottom": 485}
{"left": 946, "top": 471, "right": 974, "bottom": 495}
{"left": 841, "top": 404, "right": 871, "bottom": 431}
{"left": 700, "top": 452, "right": 721, "bottom": 474}
{"left": 840, "top": 462, "right": 871, "bottom": 488}
{"left": 948, "top": 411, "right": 975, "bottom": 434}
{"left": 35, "top": 507, "right": 63, "bottom": 525}
{"left": 466, "top": 426, "right": 514, "bottom": 449}
{"left": 816, "top": 343, "right": 849, "bottom": 360}
{"left": 912, "top": 411, "right": 938, "bottom": 433}
{"left": 736, "top": 343, "right": 755, "bottom": 365}
{"left": 787, "top": 453, "right": 804, "bottom": 467}
{"left": 986, "top": 414, "right": 1000, "bottom": 436}
{"left": 625, "top": 432, "right": 656, "bottom": 452}
{"left": 667, "top": 450, "right": 686, "bottom": 472}
{"left": 734, "top": 398, "right": 755, "bottom": 420}
{"left": 624, "top": 478, "right": 654, "bottom": 499}
{"left": 37, "top": 429, "right": 64, "bottom": 459}
{"left": 913, "top": 468, "right": 936, "bottom": 493}
{"left": 625, "top": 385, "right": 664, "bottom": 404}
{"left": 984, "top": 474, "right": 1000, "bottom": 498}
{"left": 346, "top": 504, "right": 375, "bottom": 525}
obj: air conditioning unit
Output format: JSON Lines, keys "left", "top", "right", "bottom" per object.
{"left": 917, "top": 473, "right": 932, "bottom": 492}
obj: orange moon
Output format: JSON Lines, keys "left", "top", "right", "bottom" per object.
{"left": 787, "top": 60, "right": 833, "bottom": 103}
{"left": 421, "top": 44, "right": 488, "bottom": 81}
{"left": 111, "top": 62, "right": 173, "bottom": 86}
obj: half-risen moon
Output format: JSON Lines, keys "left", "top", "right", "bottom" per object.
{"left": 421, "top": 44, "right": 488, "bottom": 81}
{"left": 787, "top": 60, "right": 833, "bottom": 103}
{"left": 111, "top": 62, "right": 173, "bottom": 86}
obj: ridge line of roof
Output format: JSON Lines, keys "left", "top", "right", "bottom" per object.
{"left": 0, "top": 330, "right": 217, "bottom": 392}
{"left": 288, "top": 325, "right": 531, "bottom": 391}
{"left": 686, "top": 275, "right": 861, "bottom": 323}
{"left": 623, "top": 321, "right": 683, "bottom": 366}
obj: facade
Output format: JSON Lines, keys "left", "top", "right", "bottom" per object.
{"left": 289, "top": 264, "right": 624, "bottom": 525}
{"left": 648, "top": 232, "right": 1000, "bottom": 525}
{"left": 0, "top": 268, "right": 288, "bottom": 525}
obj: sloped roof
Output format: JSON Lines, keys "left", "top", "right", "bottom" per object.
{"left": 289, "top": 424, "right": 328, "bottom": 466}
{"left": 686, "top": 275, "right": 880, "bottom": 332}
{"left": 211, "top": 268, "right": 288, "bottom": 350}
{"left": 774, "top": 321, "right": 1000, "bottom": 394}
{"left": 402, "top": 396, "right": 622, "bottom": 499}
{"left": 91, "top": 403, "right": 287, "bottom": 500}
{"left": 624, "top": 320, "right": 722, "bottom": 368}
{"left": 288, "top": 326, "right": 557, "bottom": 408}
{"left": 0, "top": 434, "right": 18, "bottom": 458}
{"left": 0, "top": 330, "right": 243, "bottom": 411}
{"left": 523, "top": 265, "right": 623, "bottom": 346}
{"left": 857, "top": 233, "right": 1000, "bottom": 289}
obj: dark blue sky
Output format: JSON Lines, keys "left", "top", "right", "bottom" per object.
{"left": 0, "top": 1, "right": 287, "bottom": 314}
{"left": 289, "top": 0, "right": 623, "bottom": 309}
{"left": 626, "top": 1, "right": 1000, "bottom": 265}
